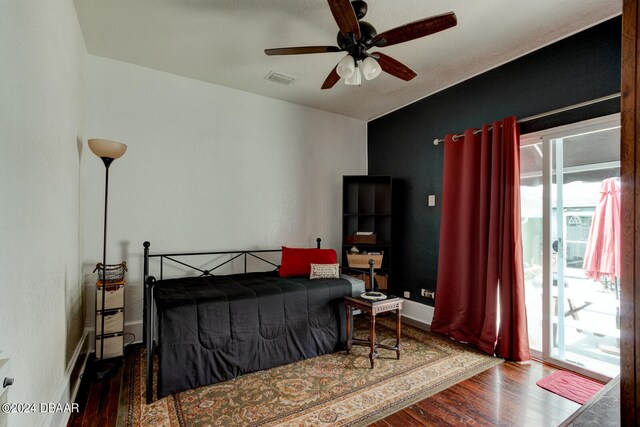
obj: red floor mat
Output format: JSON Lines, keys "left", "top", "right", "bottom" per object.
{"left": 536, "top": 370, "right": 604, "bottom": 405}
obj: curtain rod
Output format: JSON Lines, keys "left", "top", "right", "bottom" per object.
{"left": 432, "top": 93, "right": 621, "bottom": 145}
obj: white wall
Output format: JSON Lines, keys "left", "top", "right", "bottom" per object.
{"left": 83, "top": 55, "right": 367, "bottom": 337}
{"left": 0, "top": 1, "right": 87, "bottom": 426}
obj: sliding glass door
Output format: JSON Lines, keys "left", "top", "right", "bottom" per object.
{"left": 521, "top": 115, "right": 620, "bottom": 380}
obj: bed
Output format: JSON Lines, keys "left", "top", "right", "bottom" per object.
{"left": 143, "top": 239, "right": 372, "bottom": 403}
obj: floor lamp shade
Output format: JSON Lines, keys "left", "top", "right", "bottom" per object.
{"left": 88, "top": 139, "right": 127, "bottom": 159}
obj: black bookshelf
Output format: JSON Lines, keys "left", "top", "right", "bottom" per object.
{"left": 342, "top": 175, "right": 392, "bottom": 289}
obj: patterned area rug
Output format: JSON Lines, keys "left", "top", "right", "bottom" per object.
{"left": 118, "top": 317, "right": 501, "bottom": 426}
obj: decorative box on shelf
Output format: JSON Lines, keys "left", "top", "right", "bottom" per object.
{"left": 346, "top": 251, "right": 383, "bottom": 269}
{"left": 95, "top": 308, "right": 124, "bottom": 334}
{"left": 356, "top": 273, "right": 388, "bottom": 291}
{"left": 95, "top": 333, "right": 124, "bottom": 359}
{"left": 96, "top": 280, "right": 125, "bottom": 310}
{"left": 350, "top": 232, "right": 377, "bottom": 244}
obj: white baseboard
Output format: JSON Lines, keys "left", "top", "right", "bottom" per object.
{"left": 44, "top": 330, "right": 89, "bottom": 427}
{"left": 401, "top": 300, "right": 435, "bottom": 326}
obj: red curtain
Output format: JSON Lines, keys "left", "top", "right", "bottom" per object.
{"left": 430, "top": 116, "right": 530, "bottom": 362}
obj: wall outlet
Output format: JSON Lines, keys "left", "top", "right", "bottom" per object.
{"left": 428, "top": 195, "right": 436, "bottom": 206}
{"left": 403, "top": 291, "right": 410, "bottom": 298}
{"left": 421, "top": 289, "right": 435, "bottom": 299}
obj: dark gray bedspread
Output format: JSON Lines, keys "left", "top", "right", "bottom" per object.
{"left": 153, "top": 271, "right": 350, "bottom": 397}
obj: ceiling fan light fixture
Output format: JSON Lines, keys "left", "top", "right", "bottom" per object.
{"left": 361, "top": 56, "right": 381, "bottom": 80}
{"left": 264, "top": 1, "right": 457, "bottom": 90}
{"left": 336, "top": 54, "right": 355, "bottom": 79}
{"left": 344, "top": 63, "right": 361, "bottom": 86}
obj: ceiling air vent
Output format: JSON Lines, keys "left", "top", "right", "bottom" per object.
{"left": 264, "top": 71, "right": 296, "bottom": 86}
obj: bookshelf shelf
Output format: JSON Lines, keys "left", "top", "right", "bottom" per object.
{"left": 342, "top": 175, "right": 393, "bottom": 291}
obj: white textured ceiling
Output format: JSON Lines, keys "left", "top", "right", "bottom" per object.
{"left": 73, "top": 0, "right": 620, "bottom": 121}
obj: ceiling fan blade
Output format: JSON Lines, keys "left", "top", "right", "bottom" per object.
{"left": 321, "top": 66, "right": 341, "bottom": 90}
{"left": 265, "top": 46, "right": 342, "bottom": 56}
{"left": 372, "top": 12, "right": 457, "bottom": 48}
{"left": 327, "top": 0, "right": 361, "bottom": 39}
{"left": 374, "top": 52, "right": 417, "bottom": 81}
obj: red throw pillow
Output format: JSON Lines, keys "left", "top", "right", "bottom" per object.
{"left": 279, "top": 246, "right": 338, "bottom": 277}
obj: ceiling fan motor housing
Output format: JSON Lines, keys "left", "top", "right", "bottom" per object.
{"left": 337, "top": 21, "right": 377, "bottom": 60}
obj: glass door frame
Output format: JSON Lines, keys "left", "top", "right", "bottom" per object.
{"left": 521, "top": 113, "right": 620, "bottom": 382}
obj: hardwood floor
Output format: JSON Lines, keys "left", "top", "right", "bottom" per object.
{"left": 68, "top": 348, "right": 580, "bottom": 427}
{"left": 372, "top": 362, "right": 580, "bottom": 427}
{"left": 68, "top": 356, "right": 124, "bottom": 427}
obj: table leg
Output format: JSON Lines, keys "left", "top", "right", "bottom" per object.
{"left": 345, "top": 303, "right": 351, "bottom": 354}
{"left": 396, "top": 308, "right": 401, "bottom": 360}
{"left": 369, "top": 312, "right": 376, "bottom": 368}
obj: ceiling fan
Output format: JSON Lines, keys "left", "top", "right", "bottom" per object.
{"left": 264, "top": 0, "right": 457, "bottom": 89}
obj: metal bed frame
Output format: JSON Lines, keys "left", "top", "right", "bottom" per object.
{"left": 142, "top": 238, "right": 375, "bottom": 403}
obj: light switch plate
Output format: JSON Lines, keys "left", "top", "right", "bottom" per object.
{"left": 403, "top": 291, "right": 410, "bottom": 298}
{"left": 428, "top": 195, "right": 436, "bottom": 206}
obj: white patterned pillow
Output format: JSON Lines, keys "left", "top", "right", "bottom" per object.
{"left": 309, "top": 263, "right": 340, "bottom": 279}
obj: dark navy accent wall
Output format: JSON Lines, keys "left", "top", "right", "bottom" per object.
{"left": 367, "top": 17, "right": 621, "bottom": 307}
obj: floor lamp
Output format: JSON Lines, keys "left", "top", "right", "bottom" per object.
{"left": 88, "top": 138, "right": 127, "bottom": 379}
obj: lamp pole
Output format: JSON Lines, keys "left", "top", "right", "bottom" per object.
{"left": 96, "top": 157, "right": 114, "bottom": 379}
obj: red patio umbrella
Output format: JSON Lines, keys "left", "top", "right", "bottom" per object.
{"left": 582, "top": 178, "right": 621, "bottom": 282}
